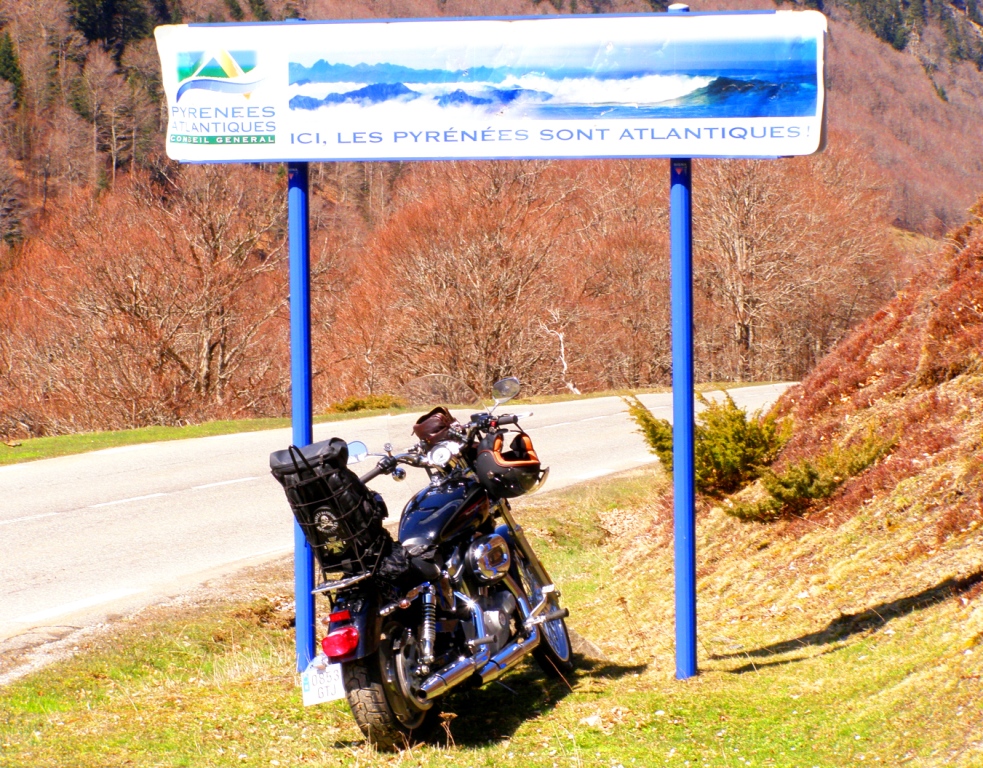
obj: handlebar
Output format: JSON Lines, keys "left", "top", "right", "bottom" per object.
{"left": 357, "top": 410, "right": 533, "bottom": 484}
{"left": 358, "top": 464, "right": 388, "bottom": 484}
{"left": 359, "top": 450, "right": 428, "bottom": 484}
{"left": 359, "top": 454, "right": 400, "bottom": 484}
{"left": 494, "top": 411, "right": 531, "bottom": 426}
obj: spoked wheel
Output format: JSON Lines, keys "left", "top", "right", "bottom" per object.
{"left": 517, "top": 555, "right": 574, "bottom": 677}
{"left": 342, "top": 620, "right": 440, "bottom": 751}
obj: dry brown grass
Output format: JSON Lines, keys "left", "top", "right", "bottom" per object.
{"left": 751, "top": 198, "right": 983, "bottom": 543}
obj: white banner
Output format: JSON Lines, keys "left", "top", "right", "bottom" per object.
{"left": 154, "top": 12, "right": 826, "bottom": 163}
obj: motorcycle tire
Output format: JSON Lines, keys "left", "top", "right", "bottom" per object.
{"left": 342, "top": 619, "right": 440, "bottom": 751}
{"left": 518, "top": 555, "right": 574, "bottom": 677}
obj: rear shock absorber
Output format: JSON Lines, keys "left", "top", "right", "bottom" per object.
{"left": 421, "top": 585, "right": 437, "bottom": 667}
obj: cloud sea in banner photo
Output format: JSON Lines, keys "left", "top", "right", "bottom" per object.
{"left": 287, "top": 37, "right": 819, "bottom": 121}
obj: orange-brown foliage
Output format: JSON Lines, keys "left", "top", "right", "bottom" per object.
{"left": 0, "top": 165, "right": 358, "bottom": 434}
{"left": 0, "top": 142, "right": 906, "bottom": 436}
{"left": 0, "top": 0, "right": 972, "bottom": 436}
{"left": 771, "top": 193, "right": 983, "bottom": 534}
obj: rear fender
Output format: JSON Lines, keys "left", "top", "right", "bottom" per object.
{"left": 327, "top": 590, "right": 382, "bottom": 662}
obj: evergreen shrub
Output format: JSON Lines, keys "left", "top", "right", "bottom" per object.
{"left": 623, "top": 395, "right": 674, "bottom": 473}
{"left": 693, "top": 392, "right": 787, "bottom": 496}
{"left": 737, "top": 430, "right": 895, "bottom": 521}
{"left": 624, "top": 392, "right": 787, "bottom": 497}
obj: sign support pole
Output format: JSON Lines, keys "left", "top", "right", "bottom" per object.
{"left": 288, "top": 161, "right": 316, "bottom": 671}
{"left": 669, "top": 0, "right": 698, "bottom": 680}
{"left": 670, "top": 155, "right": 697, "bottom": 680}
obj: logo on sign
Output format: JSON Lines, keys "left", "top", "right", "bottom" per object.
{"left": 176, "top": 50, "right": 261, "bottom": 101}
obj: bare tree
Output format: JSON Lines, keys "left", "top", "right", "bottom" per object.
{"left": 0, "top": 150, "right": 22, "bottom": 245}
{"left": 35, "top": 105, "right": 89, "bottom": 207}
{"left": 79, "top": 47, "right": 125, "bottom": 186}
{"left": 694, "top": 140, "right": 897, "bottom": 381}
{"left": 363, "top": 161, "right": 580, "bottom": 394}
{"left": 539, "top": 310, "right": 580, "bottom": 395}
{"left": 0, "top": 165, "right": 293, "bottom": 433}
{"left": 562, "top": 159, "right": 671, "bottom": 390}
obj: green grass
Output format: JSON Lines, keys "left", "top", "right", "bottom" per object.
{"left": 2, "top": 465, "right": 979, "bottom": 766}
{"left": 0, "top": 410, "right": 405, "bottom": 467}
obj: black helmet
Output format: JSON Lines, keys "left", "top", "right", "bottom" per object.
{"left": 475, "top": 430, "right": 548, "bottom": 498}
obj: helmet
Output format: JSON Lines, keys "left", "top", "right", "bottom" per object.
{"left": 475, "top": 430, "right": 548, "bottom": 498}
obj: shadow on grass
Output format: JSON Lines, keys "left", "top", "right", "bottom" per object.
{"left": 714, "top": 570, "right": 983, "bottom": 667}
{"left": 726, "top": 646, "right": 841, "bottom": 675}
{"left": 427, "top": 654, "right": 647, "bottom": 749}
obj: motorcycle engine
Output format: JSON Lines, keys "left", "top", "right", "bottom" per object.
{"left": 465, "top": 533, "right": 511, "bottom": 584}
{"left": 480, "top": 590, "right": 517, "bottom": 655}
{"left": 453, "top": 534, "right": 517, "bottom": 653}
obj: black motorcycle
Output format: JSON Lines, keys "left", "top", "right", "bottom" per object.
{"left": 270, "top": 377, "right": 573, "bottom": 750}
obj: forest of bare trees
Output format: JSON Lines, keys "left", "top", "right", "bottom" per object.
{"left": 0, "top": 0, "right": 978, "bottom": 438}
{"left": 0, "top": 144, "right": 901, "bottom": 436}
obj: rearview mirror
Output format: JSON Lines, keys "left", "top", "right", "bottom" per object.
{"left": 492, "top": 377, "right": 521, "bottom": 404}
{"left": 346, "top": 441, "right": 368, "bottom": 464}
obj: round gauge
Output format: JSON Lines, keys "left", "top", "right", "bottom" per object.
{"left": 429, "top": 444, "right": 453, "bottom": 467}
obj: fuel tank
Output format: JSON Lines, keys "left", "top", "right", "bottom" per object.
{"left": 399, "top": 477, "right": 491, "bottom": 550}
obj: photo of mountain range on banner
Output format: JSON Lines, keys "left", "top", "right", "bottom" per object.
{"left": 287, "top": 38, "right": 819, "bottom": 120}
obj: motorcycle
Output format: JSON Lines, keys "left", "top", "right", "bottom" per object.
{"left": 270, "top": 377, "right": 573, "bottom": 750}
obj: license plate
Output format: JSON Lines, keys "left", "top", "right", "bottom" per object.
{"left": 300, "top": 658, "right": 345, "bottom": 706}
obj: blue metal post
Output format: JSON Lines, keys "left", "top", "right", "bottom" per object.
{"left": 288, "top": 161, "right": 316, "bottom": 671}
{"left": 670, "top": 157, "right": 697, "bottom": 679}
{"left": 670, "top": 176, "right": 697, "bottom": 680}
{"left": 669, "top": 0, "right": 697, "bottom": 683}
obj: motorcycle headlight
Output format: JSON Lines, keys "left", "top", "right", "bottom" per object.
{"left": 428, "top": 441, "right": 460, "bottom": 467}
{"left": 429, "top": 444, "right": 452, "bottom": 466}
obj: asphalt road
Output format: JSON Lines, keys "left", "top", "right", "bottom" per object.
{"left": 0, "top": 384, "right": 790, "bottom": 645}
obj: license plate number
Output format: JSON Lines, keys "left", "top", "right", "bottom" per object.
{"left": 300, "top": 658, "right": 345, "bottom": 706}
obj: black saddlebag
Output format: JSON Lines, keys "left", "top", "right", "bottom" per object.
{"left": 270, "top": 438, "right": 390, "bottom": 579}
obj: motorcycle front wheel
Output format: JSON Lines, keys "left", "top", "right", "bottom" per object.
{"left": 342, "top": 619, "right": 440, "bottom": 751}
{"left": 517, "top": 555, "right": 574, "bottom": 677}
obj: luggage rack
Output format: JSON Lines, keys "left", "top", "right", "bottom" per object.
{"left": 312, "top": 572, "right": 372, "bottom": 595}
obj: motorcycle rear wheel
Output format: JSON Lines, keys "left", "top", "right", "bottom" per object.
{"left": 342, "top": 619, "right": 440, "bottom": 751}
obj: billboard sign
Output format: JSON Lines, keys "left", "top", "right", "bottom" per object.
{"left": 155, "top": 11, "right": 827, "bottom": 162}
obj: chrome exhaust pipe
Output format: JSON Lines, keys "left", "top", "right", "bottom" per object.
{"left": 424, "top": 624, "right": 541, "bottom": 695}
{"left": 479, "top": 627, "right": 540, "bottom": 684}
{"left": 419, "top": 656, "right": 478, "bottom": 699}
{"left": 418, "top": 586, "right": 544, "bottom": 697}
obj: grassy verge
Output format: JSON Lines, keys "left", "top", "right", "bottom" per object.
{"left": 0, "top": 410, "right": 404, "bottom": 467}
{"left": 6, "top": 463, "right": 975, "bottom": 767}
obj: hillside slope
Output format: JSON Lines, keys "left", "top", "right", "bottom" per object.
{"left": 824, "top": 4, "right": 983, "bottom": 233}
{"left": 558, "top": 197, "right": 983, "bottom": 762}
{"left": 769, "top": 193, "right": 983, "bottom": 550}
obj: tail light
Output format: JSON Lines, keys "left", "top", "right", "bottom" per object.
{"left": 321, "top": 626, "right": 360, "bottom": 658}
